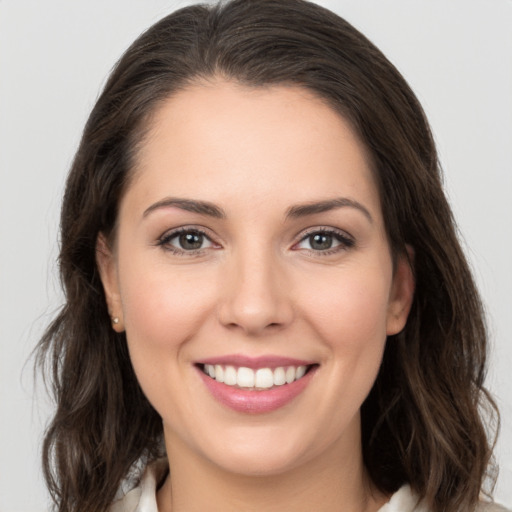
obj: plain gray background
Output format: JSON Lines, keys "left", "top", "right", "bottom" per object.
{"left": 1, "top": 1, "right": 511, "bottom": 510}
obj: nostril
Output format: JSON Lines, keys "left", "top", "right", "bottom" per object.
{"left": 216, "top": 280, "right": 294, "bottom": 334}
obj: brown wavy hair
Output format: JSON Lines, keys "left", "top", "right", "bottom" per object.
{"left": 37, "top": 1, "right": 499, "bottom": 511}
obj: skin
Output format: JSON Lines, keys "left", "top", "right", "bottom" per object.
{"left": 97, "top": 80, "right": 414, "bottom": 512}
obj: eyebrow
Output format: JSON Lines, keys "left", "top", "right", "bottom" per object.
{"left": 285, "top": 197, "right": 373, "bottom": 223}
{"left": 143, "top": 197, "right": 226, "bottom": 219}
{"left": 142, "top": 196, "right": 372, "bottom": 223}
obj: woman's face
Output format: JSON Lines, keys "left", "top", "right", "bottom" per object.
{"left": 98, "top": 80, "right": 413, "bottom": 477}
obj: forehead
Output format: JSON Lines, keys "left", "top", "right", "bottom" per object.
{"left": 125, "top": 80, "right": 381, "bottom": 221}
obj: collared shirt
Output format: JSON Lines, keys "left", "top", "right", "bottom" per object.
{"left": 109, "top": 459, "right": 509, "bottom": 512}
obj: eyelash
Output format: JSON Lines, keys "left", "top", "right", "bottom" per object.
{"left": 292, "top": 227, "right": 355, "bottom": 256}
{"left": 157, "top": 227, "right": 217, "bottom": 256}
{"left": 156, "top": 226, "right": 355, "bottom": 256}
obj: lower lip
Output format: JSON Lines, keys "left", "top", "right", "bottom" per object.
{"left": 197, "top": 366, "right": 317, "bottom": 414}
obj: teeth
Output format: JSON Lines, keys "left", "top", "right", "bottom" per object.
{"left": 214, "top": 364, "right": 224, "bottom": 383}
{"left": 255, "top": 368, "right": 273, "bottom": 389}
{"left": 237, "top": 367, "right": 255, "bottom": 387}
{"left": 224, "top": 366, "right": 237, "bottom": 386}
{"left": 273, "top": 367, "right": 286, "bottom": 386}
{"left": 296, "top": 366, "right": 306, "bottom": 379}
{"left": 202, "top": 364, "right": 310, "bottom": 389}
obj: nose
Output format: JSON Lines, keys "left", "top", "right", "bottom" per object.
{"left": 217, "top": 249, "right": 294, "bottom": 336}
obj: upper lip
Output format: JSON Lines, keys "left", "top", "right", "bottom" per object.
{"left": 196, "top": 354, "right": 317, "bottom": 370}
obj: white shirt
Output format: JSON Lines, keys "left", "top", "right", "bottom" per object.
{"left": 109, "top": 459, "right": 509, "bottom": 512}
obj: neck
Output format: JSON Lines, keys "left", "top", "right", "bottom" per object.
{"left": 156, "top": 430, "right": 388, "bottom": 512}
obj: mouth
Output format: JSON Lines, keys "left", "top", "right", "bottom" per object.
{"left": 195, "top": 358, "right": 319, "bottom": 414}
{"left": 197, "top": 363, "right": 316, "bottom": 390}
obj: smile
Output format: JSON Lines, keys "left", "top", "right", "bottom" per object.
{"left": 200, "top": 364, "right": 309, "bottom": 390}
{"left": 196, "top": 357, "right": 318, "bottom": 414}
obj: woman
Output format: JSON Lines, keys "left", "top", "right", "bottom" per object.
{"left": 37, "top": 1, "right": 504, "bottom": 511}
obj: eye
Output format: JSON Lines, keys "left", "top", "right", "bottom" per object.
{"left": 294, "top": 228, "right": 354, "bottom": 253}
{"left": 158, "top": 228, "right": 216, "bottom": 254}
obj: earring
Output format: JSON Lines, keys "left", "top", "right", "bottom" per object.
{"left": 112, "top": 317, "right": 120, "bottom": 325}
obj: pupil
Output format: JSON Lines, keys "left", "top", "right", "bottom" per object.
{"left": 310, "top": 233, "right": 332, "bottom": 250}
{"left": 179, "top": 232, "right": 203, "bottom": 250}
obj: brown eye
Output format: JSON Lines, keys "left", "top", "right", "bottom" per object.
{"left": 309, "top": 233, "right": 334, "bottom": 250}
{"left": 294, "top": 229, "right": 355, "bottom": 253}
{"left": 178, "top": 231, "right": 204, "bottom": 250}
{"left": 159, "top": 228, "right": 215, "bottom": 253}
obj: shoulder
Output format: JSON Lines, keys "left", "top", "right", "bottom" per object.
{"left": 109, "top": 469, "right": 510, "bottom": 512}
{"left": 377, "top": 485, "right": 430, "bottom": 512}
{"left": 476, "top": 501, "right": 511, "bottom": 512}
{"left": 378, "top": 485, "right": 511, "bottom": 512}
{"left": 109, "top": 458, "right": 168, "bottom": 512}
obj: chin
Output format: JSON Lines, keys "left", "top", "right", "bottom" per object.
{"left": 212, "top": 446, "right": 308, "bottom": 477}
{"left": 196, "top": 422, "right": 330, "bottom": 478}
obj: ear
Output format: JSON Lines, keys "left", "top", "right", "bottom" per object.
{"left": 386, "top": 246, "right": 415, "bottom": 336}
{"left": 96, "top": 233, "right": 124, "bottom": 332}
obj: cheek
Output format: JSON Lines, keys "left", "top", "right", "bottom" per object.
{"left": 118, "top": 255, "right": 217, "bottom": 362}
{"left": 289, "top": 262, "right": 392, "bottom": 440}
{"left": 117, "top": 257, "right": 220, "bottom": 416}
{"left": 299, "top": 265, "right": 392, "bottom": 353}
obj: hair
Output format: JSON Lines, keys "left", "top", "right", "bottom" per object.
{"left": 37, "top": 1, "right": 499, "bottom": 511}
